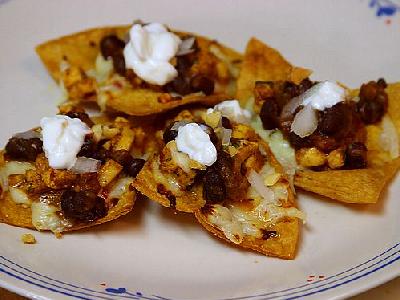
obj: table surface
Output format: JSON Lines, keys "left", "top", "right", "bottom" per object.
{"left": 1, "top": 276, "right": 399, "bottom": 300}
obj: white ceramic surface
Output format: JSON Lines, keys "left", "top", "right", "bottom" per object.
{"left": 0, "top": 0, "right": 400, "bottom": 299}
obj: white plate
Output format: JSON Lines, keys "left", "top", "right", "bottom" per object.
{"left": 1, "top": 0, "right": 400, "bottom": 299}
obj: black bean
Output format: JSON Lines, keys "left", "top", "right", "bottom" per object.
{"left": 165, "top": 76, "right": 191, "bottom": 95}
{"left": 65, "top": 111, "right": 94, "bottom": 127}
{"left": 259, "top": 99, "right": 280, "bottom": 130}
{"left": 298, "top": 78, "right": 314, "bottom": 94}
{"left": 126, "top": 158, "right": 145, "bottom": 178}
{"left": 203, "top": 170, "right": 226, "bottom": 203}
{"left": 345, "top": 142, "right": 367, "bottom": 169}
{"left": 78, "top": 137, "right": 96, "bottom": 157}
{"left": 61, "top": 190, "right": 107, "bottom": 222}
{"left": 360, "top": 81, "right": 378, "bottom": 102}
{"left": 221, "top": 117, "right": 232, "bottom": 129}
{"left": 357, "top": 99, "right": 385, "bottom": 124}
{"left": 112, "top": 53, "right": 126, "bottom": 75}
{"left": 287, "top": 132, "right": 312, "bottom": 149}
{"left": 5, "top": 137, "right": 43, "bottom": 161}
{"left": 163, "top": 122, "right": 179, "bottom": 144}
{"left": 92, "top": 147, "right": 110, "bottom": 163}
{"left": 100, "top": 35, "right": 125, "bottom": 59}
{"left": 377, "top": 78, "right": 387, "bottom": 89}
{"left": 190, "top": 75, "right": 214, "bottom": 95}
{"left": 318, "top": 102, "right": 352, "bottom": 137}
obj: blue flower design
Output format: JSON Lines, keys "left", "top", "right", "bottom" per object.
{"left": 369, "top": 0, "right": 400, "bottom": 17}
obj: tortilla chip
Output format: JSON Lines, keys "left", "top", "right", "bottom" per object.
{"left": 387, "top": 83, "right": 400, "bottom": 138}
{"left": 105, "top": 89, "right": 226, "bottom": 116}
{"left": 195, "top": 210, "right": 299, "bottom": 259}
{"left": 36, "top": 25, "right": 242, "bottom": 116}
{"left": 133, "top": 155, "right": 205, "bottom": 213}
{"left": 0, "top": 189, "right": 135, "bottom": 232}
{"left": 236, "top": 37, "right": 311, "bottom": 105}
{"left": 195, "top": 140, "right": 300, "bottom": 259}
{"left": 295, "top": 158, "right": 400, "bottom": 204}
{"left": 0, "top": 193, "right": 33, "bottom": 229}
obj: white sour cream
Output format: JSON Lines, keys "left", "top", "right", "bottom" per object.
{"left": 175, "top": 123, "right": 217, "bottom": 166}
{"left": 123, "top": 23, "right": 182, "bottom": 85}
{"left": 207, "top": 100, "right": 252, "bottom": 124}
{"left": 301, "top": 81, "right": 345, "bottom": 111}
{"left": 40, "top": 115, "right": 91, "bottom": 169}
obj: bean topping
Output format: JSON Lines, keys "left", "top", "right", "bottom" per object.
{"left": 345, "top": 142, "right": 367, "bottom": 169}
{"left": 100, "top": 35, "right": 125, "bottom": 59}
{"left": 111, "top": 150, "right": 145, "bottom": 177}
{"left": 203, "top": 169, "right": 226, "bottom": 203}
{"left": 64, "top": 111, "right": 94, "bottom": 127}
{"left": 163, "top": 122, "right": 179, "bottom": 144}
{"left": 5, "top": 137, "right": 43, "bottom": 161}
{"left": 189, "top": 75, "right": 214, "bottom": 96}
{"left": 260, "top": 99, "right": 280, "bottom": 130}
{"left": 318, "top": 102, "right": 352, "bottom": 137}
{"left": 357, "top": 80, "right": 388, "bottom": 124}
{"left": 99, "top": 35, "right": 126, "bottom": 75}
{"left": 60, "top": 190, "right": 107, "bottom": 222}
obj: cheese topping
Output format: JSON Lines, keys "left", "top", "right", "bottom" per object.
{"left": 207, "top": 100, "right": 252, "bottom": 124}
{"left": 123, "top": 23, "right": 182, "bottom": 85}
{"left": 31, "top": 202, "right": 71, "bottom": 233}
{"left": 175, "top": 123, "right": 217, "bottom": 166}
{"left": 40, "top": 115, "right": 91, "bottom": 169}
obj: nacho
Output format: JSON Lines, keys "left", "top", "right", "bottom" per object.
{"left": 0, "top": 108, "right": 155, "bottom": 233}
{"left": 36, "top": 24, "right": 242, "bottom": 116}
{"left": 236, "top": 38, "right": 399, "bottom": 204}
{"left": 293, "top": 83, "right": 400, "bottom": 203}
{"left": 134, "top": 106, "right": 304, "bottom": 258}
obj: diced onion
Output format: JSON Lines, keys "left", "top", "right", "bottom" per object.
{"left": 247, "top": 170, "right": 276, "bottom": 205}
{"left": 290, "top": 104, "right": 318, "bottom": 138}
{"left": 108, "top": 177, "right": 133, "bottom": 199}
{"left": 380, "top": 116, "right": 399, "bottom": 159}
{"left": 221, "top": 128, "right": 232, "bottom": 146}
{"left": 70, "top": 157, "right": 101, "bottom": 174}
{"left": 176, "top": 36, "right": 196, "bottom": 56}
{"left": 171, "top": 120, "right": 190, "bottom": 131}
{"left": 280, "top": 96, "right": 304, "bottom": 119}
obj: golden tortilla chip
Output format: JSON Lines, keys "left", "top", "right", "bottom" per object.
{"left": 36, "top": 25, "right": 242, "bottom": 116}
{"left": 195, "top": 141, "right": 300, "bottom": 259}
{"left": 295, "top": 158, "right": 400, "bottom": 204}
{"left": 236, "top": 37, "right": 311, "bottom": 105}
{"left": 0, "top": 188, "right": 135, "bottom": 232}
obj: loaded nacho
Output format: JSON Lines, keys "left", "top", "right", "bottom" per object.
{"left": 237, "top": 38, "right": 400, "bottom": 204}
{"left": 36, "top": 22, "right": 242, "bottom": 116}
{"left": 134, "top": 101, "right": 304, "bottom": 258}
{"left": 0, "top": 107, "right": 154, "bottom": 233}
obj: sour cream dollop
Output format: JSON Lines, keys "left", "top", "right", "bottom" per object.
{"left": 175, "top": 123, "right": 217, "bottom": 166}
{"left": 301, "top": 81, "right": 346, "bottom": 111}
{"left": 40, "top": 115, "right": 91, "bottom": 169}
{"left": 207, "top": 100, "right": 252, "bottom": 124}
{"left": 123, "top": 23, "right": 182, "bottom": 85}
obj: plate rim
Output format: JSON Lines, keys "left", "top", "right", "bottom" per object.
{"left": 0, "top": 241, "right": 399, "bottom": 300}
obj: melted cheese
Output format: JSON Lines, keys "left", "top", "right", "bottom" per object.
{"left": 31, "top": 202, "right": 72, "bottom": 233}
